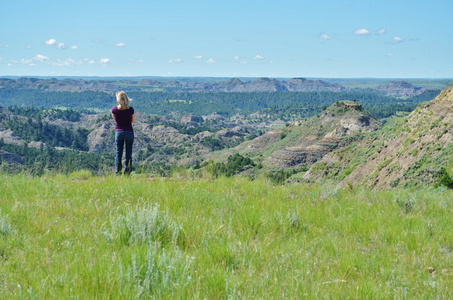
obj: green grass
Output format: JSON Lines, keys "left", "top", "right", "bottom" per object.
{"left": 1, "top": 173, "right": 453, "bottom": 298}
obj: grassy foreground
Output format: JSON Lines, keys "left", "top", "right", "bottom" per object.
{"left": 0, "top": 173, "right": 453, "bottom": 299}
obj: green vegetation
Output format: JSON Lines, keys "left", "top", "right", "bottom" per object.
{"left": 0, "top": 89, "right": 436, "bottom": 120}
{"left": 0, "top": 173, "right": 453, "bottom": 298}
{"left": 434, "top": 168, "right": 453, "bottom": 189}
{"left": 3, "top": 117, "right": 90, "bottom": 151}
{"left": 0, "top": 142, "right": 113, "bottom": 176}
{"left": 203, "top": 153, "right": 259, "bottom": 178}
{"left": 265, "top": 167, "right": 308, "bottom": 184}
{"left": 8, "top": 106, "right": 83, "bottom": 122}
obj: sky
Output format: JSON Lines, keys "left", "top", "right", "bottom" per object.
{"left": 1, "top": 0, "right": 452, "bottom": 78}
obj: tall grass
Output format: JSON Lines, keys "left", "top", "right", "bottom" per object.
{"left": 0, "top": 173, "right": 453, "bottom": 298}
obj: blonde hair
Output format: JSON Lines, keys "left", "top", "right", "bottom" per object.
{"left": 116, "top": 91, "right": 131, "bottom": 110}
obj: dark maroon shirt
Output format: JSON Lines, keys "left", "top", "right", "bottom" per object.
{"left": 111, "top": 106, "right": 134, "bottom": 131}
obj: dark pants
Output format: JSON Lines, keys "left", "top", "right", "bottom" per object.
{"left": 115, "top": 130, "right": 134, "bottom": 175}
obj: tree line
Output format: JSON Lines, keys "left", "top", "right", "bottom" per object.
{"left": 0, "top": 88, "right": 439, "bottom": 120}
{"left": 3, "top": 116, "right": 89, "bottom": 151}
{"left": 0, "top": 141, "right": 113, "bottom": 176}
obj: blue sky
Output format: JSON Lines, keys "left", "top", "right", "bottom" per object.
{"left": 1, "top": 0, "right": 452, "bottom": 78}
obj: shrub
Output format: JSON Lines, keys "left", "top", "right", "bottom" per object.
{"left": 119, "top": 245, "right": 194, "bottom": 298}
{"left": 390, "top": 178, "right": 400, "bottom": 188}
{"left": 266, "top": 167, "right": 307, "bottom": 184}
{"left": 435, "top": 167, "right": 453, "bottom": 189}
{"left": 106, "top": 204, "right": 183, "bottom": 247}
{"left": 206, "top": 153, "right": 257, "bottom": 178}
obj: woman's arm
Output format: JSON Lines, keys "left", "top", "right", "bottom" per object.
{"left": 112, "top": 113, "right": 116, "bottom": 123}
{"left": 131, "top": 114, "right": 135, "bottom": 124}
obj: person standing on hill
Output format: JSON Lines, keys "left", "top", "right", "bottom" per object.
{"left": 111, "top": 91, "right": 135, "bottom": 176}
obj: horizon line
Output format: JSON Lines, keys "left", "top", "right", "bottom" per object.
{"left": 1, "top": 75, "right": 452, "bottom": 80}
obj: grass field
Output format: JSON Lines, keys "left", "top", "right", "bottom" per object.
{"left": 0, "top": 172, "right": 453, "bottom": 299}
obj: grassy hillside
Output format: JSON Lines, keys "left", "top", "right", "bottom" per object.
{"left": 0, "top": 173, "right": 453, "bottom": 298}
{"left": 305, "top": 84, "right": 453, "bottom": 189}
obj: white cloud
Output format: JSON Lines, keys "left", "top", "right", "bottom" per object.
{"left": 378, "top": 28, "right": 386, "bottom": 34}
{"left": 253, "top": 55, "right": 264, "bottom": 60}
{"left": 239, "top": 61, "right": 247, "bottom": 65}
{"left": 70, "top": 46, "right": 78, "bottom": 49}
{"left": 386, "top": 53, "right": 395, "bottom": 57}
{"left": 169, "top": 58, "right": 182, "bottom": 63}
{"left": 393, "top": 36, "right": 403, "bottom": 43}
{"left": 320, "top": 34, "right": 332, "bottom": 40}
{"left": 354, "top": 28, "right": 370, "bottom": 35}
{"left": 100, "top": 58, "right": 110, "bottom": 64}
{"left": 45, "top": 39, "right": 57, "bottom": 45}
{"left": 34, "top": 54, "right": 49, "bottom": 62}
{"left": 115, "top": 42, "right": 125, "bottom": 47}
{"left": 206, "top": 58, "right": 215, "bottom": 64}
{"left": 21, "top": 58, "right": 33, "bottom": 64}
{"left": 51, "top": 58, "right": 83, "bottom": 67}
{"left": 194, "top": 55, "right": 203, "bottom": 59}
{"left": 46, "top": 39, "right": 74, "bottom": 50}
{"left": 16, "top": 54, "right": 48, "bottom": 65}
{"left": 234, "top": 56, "right": 239, "bottom": 60}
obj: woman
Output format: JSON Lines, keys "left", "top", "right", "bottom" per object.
{"left": 111, "top": 91, "right": 135, "bottom": 175}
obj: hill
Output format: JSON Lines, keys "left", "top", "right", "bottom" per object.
{"left": 373, "top": 81, "right": 429, "bottom": 98}
{"left": 0, "top": 77, "right": 443, "bottom": 97}
{"left": 304, "top": 84, "right": 453, "bottom": 189}
{"left": 0, "top": 77, "right": 346, "bottom": 93}
{"left": 0, "top": 77, "right": 451, "bottom": 183}
{"left": 226, "top": 101, "right": 381, "bottom": 170}
{"left": 0, "top": 77, "right": 442, "bottom": 121}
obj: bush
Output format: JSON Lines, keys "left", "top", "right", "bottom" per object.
{"left": 266, "top": 167, "right": 307, "bottom": 184}
{"left": 435, "top": 167, "right": 453, "bottom": 189}
{"left": 106, "top": 204, "right": 183, "bottom": 247}
{"left": 206, "top": 153, "right": 257, "bottom": 178}
{"left": 119, "top": 245, "right": 194, "bottom": 298}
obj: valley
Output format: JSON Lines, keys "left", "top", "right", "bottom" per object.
{"left": 0, "top": 76, "right": 452, "bottom": 189}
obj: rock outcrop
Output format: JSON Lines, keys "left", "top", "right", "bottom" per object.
{"left": 236, "top": 101, "right": 381, "bottom": 169}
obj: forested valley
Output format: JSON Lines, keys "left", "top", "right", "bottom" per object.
{"left": 0, "top": 87, "right": 438, "bottom": 119}
{"left": 0, "top": 77, "right": 446, "bottom": 177}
